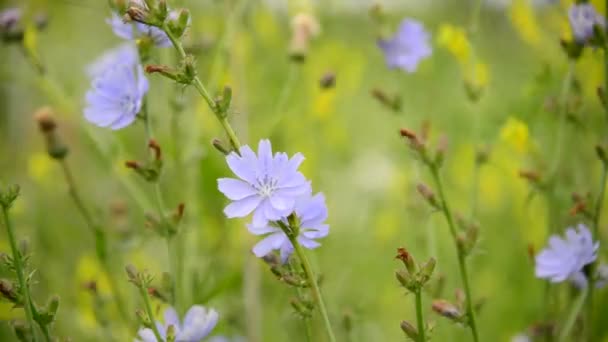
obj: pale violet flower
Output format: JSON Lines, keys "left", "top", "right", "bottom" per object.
{"left": 107, "top": 11, "right": 171, "bottom": 47}
{"left": 248, "top": 193, "right": 329, "bottom": 263}
{"left": 535, "top": 224, "right": 598, "bottom": 285}
{"left": 378, "top": 18, "right": 432, "bottom": 73}
{"left": 86, "top": 43, "right": 138, "bottom": 77}
{"left": 568, "top": 3, "right": 605, "bottom": 43}
{"left": 218, "top": 139, "right": 311, "bottom": 227}
{"left": 84, "top": 45, "right": 148, "bottom": 130}
{"left": 136, "top": 305, "right": 218, "bottom": 342}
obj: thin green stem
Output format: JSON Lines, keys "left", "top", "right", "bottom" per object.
{"left": 414, "top": 289, "right": 426, "bottom": 342}
{"left": 288, "top": 236, "right": 336, "bottom": 342}
{"left": 430, "top": 167, "right": 479, "bottom": 342}
{"left": 140, "top": 285, "right": 163, "bottom": 342}
{"left": 161, "top": 22, "right": 242, "bottom": 150}
{"left": 59, "top": 160, "right": 131, "bottom": 325}
{"left": 1, "top": 206, "right": 38, "bottom": 341}
{"left": 558, "top": 286, "right": 588, "bottom": 342}
{"left": 287, "top": 261, "right": 313, "bottom": 342}
{"left": 469, "top": 162, "right": 481, "bottom": 219}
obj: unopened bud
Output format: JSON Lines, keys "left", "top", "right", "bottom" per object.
{"left": 166, "top": 324, "right": 176, "bottom": 342}
{"left": 319, "top": 71, "right": 336, "bottom": 89}
{"left": 371, "top": 88, "right": 401, "bottom": 111}
{"left": 289, "top": 13, "right": 320, "bottom": 61}
{"left": 0, "top": 279, "right": 19, "bottom": 303}
{"left": 167, "top": 9, "right": 190, "bottom": 38}
{"left": 45, "top": 295, "right": 60, "bottom": 319}
{"left": 395, "top": 247, "right": 417, "bottom": 274}
{"left": 395, "top": 269, "right": 417, "bottom": 291}
{"left": 416, "top": 183, "right": 441, "bottom": 210}
{"left": 148, "top": 139, "right": 162, "bottom": 160}
{"left": 215, "top": 86, "right": 232, "bottom": 116}
{"left": 125, "top": 264, "right": 139, "bottom": 284}
{"left": 518, "top": 169, "right": 541, "bottom": 183}
{"left": 400, "top": 320, "right": 419, "bottom": 340}
{"left": 212, "top": 138, "right": 231, "bottom": 155}
{"left": 419, "top": 257, "right": 436, "bottom": 284}
{"left": 12, "top": 320, "right": 30, "bottom": 342}
{"left": 432, "top": 299, "right": 463, "bottom": 321}
{"left": 136, "top": 308, "right": 151, "bottom": 326}
{"left": 34, "top": 107, "right": 68, "bottom": 159}
{"left": 434, "top": 135, "right": 448, "bottom": 167}
{"left": 290, "top": 297, "right": 312, "bottom": 317}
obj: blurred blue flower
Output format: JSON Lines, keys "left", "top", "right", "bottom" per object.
{"left": 136, "top": 305, "right": 218, "bottom": 342}
{"left": 568, "top": 3, "right": 605, "bottom": 43}
{"left": 378, "top": 19, "right": 432, "bottom": 73}
{"left": 84, "top": 44, "right": 148, "bottom": 130}
{"left": 107, "top": 11, "right": 171, "bottom": 47}
{"left": 535, "top": 224, "right": 598, "bottom": 285}
{"left": 218, "top": 139, "right": 311, "bottom": 227}
{"left": 86, "top": 43, "right": 139, "bottom": 77}
{"left": 248, "top": 193, "right": 329, "bottom": 263}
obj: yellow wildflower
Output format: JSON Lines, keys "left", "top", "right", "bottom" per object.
{"left": 500, "top": 117, "right": 530, "bottom": 153}
{"left": 509, "top": 0, "right": 541, "bottom": 46}
{"left": 437, "top": 23, "right": 471, "bottom": 67}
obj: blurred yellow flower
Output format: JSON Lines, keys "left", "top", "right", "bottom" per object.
{"left": 437, "top": 24, "right": 471, "bottom": 67}
{"left": 500, "top": 117, "right": 530, "bottom": 153}
{"left": 466, "top": 62, "right": 490, "bottom": 90}
{"left": 27, "top": 152, "right": 53, "bottom": 185}
{"left": 509, "top": 0, "right": 541, "bottom": 46}
{"left": 313, "top": 89, "right": 336, "bottom": 120}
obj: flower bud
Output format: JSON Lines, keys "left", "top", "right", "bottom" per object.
{"left": 166, "top": 324, "right": 176, "bottom": 342}
{"left": 216, "top": 86, "right": 233, "bottom": 116}
{"left": 125, "top": 264, "right": 140, "bottom": 285}
{"left": 0, "top": 279, "right": 19, "bottom": 303}
{"left": 395, "top": 247, "right": 417, "bottom": 274}
{"left": 395, "top": 269, "right": 417, "bottom": 291}
{"left": 136, "top": 308, "right": 152, "bottom": 326}
{"left": 416, "top": 183, "right": 441, "bottom": 210}
{"left": 290, "top": 297, "right": 312, "bottom": 318}
{"left": 432, "top": 299, "right": 463, "bottom": 322}
{"left": 11, "top": 320, "right": 31, "bottom": 342}
{"left": 319, "top": 71, "right": 336, "bottom": 89}
{"left": 34, "top": 107, "right": 68, "bottom": 160}
{"left": 212, "top": 138, "right": 231, "bottom": 155}
{"left": 419, "top": 257, "right": 436, "bottom": 284}
{"left": 167, "top": 9, "right": 190, "bottom": 39}
{"left": 400, "top": 320, "right": 419, "bottom": 341}
{"left": 0, "top": 184, "right": 20, "bottom": 209}
{"left": 371, "top": 88, "right": 401, "bottom": 112}
{"left": 289, "top": 13, "right": 320, "bottom": 61}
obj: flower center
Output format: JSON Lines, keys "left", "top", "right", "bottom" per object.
{"left": 255, "top": 176, "right": 278, "bottom": 198}
{"left": 119, "top": 94, "right": 136, "bottom": 114}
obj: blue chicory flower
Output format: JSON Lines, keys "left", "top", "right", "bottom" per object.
{"left": 136, "top": 305, "right": 218, "bottom": 342}
{"left": 218, "top": 139, "right": 311, "bottom": 227}
{"left": 378, "top": 18, "right": 432, "bottom": 73}
{"left": 535, "top": 224, "right": 598, "bottom": 285}
{"left": 568, "top": 3, "right": 605, "bottom": 43}
{"left": 248, "top": 193, "right": 329, "bottom": 263}
{"left": 107, "top": 0, "right": 171, "bottom": 47}
{"left": 84, "top": 44, "right": 148, "bottom": 130}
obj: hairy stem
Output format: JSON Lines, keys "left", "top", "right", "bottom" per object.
{"left": 140, "top": 284, "right": 163, "bottom": 342}
{"left": 430, "top": 166, "right": 479, "bottom": 342}
{"left": 1, "top": 206, "right": 38, "bottom": 341}
{"left": 288, "top": 235, "right": 336, "bottom": 342}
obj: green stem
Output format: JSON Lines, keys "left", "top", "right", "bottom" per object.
{"left": 59, "top": 160, "right": 131, "bottom": 325}
{"left": 288, "top": 236, "right": 336, "bottom": 342}
{"left": 161, "top": 23, "right": 242, "bottom": 151}
{"left": 1, "top": 206, "right": 38, "bottom": 341}
{"left": 558, "top": 286, "right": 588, "bottom": 342}
{"left": 469, "top": 161, "right": 481, "bottom": 219}
{"left": 430, "top": 167, "right": 479, "bottom": 342}
{"left": 468, "top": 0, "right": 483, "bottom": 36}
{"left": 414, "top": 289, "right": 426, "bottom": 342}
{"left": 140, "top": 285, "right": 163, "bottom": 342}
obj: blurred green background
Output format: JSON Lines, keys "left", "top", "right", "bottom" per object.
{"left": 0, "top": 0, "right": 607, "bottom": 341}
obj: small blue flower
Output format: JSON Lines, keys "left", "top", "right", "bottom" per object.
{"left": 107, "top": 10, "right": 171, "bottom": 47}
{"left": 218, "top": 139, "right": 311, "bottom": 227}
{"left": 568, "top": 3, "right": 605, "bottom": 43}
{"left": 378, "top": 19, "right": 432, "bottom": 73}
{"left": 84, "top": 44, "right": 148, "bottom": 130}
{"left": 248, "top": 193, "right": 329, "bottom": 263}
{"left": 535, "top": 224, "right": 598, "bottom": 285}
{"left": 136, "top": 305, "right": 219, "bottom": 342}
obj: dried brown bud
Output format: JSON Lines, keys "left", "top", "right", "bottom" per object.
{"left": 432, "top": 299, "right": 462, "bottom": 321}
{"left": 125, "top": 160, "right": 141, "bottom": 170}
{"left": 395, "top": 247, "right": 416, "bottom": 274}
{"left": 34, "top": 107, "right": 56, "bottom": 133}
{"left": 518, "top": 169, "right": 541, "bottom": 183}
{"left": 148, "top": 139, "right": 162, "bottom": 160}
